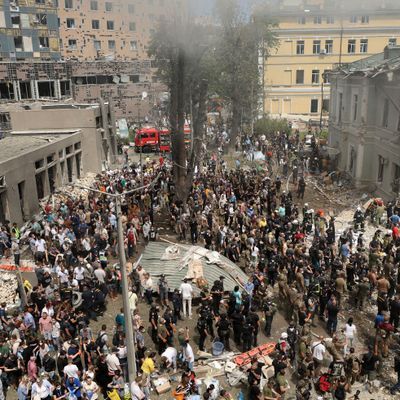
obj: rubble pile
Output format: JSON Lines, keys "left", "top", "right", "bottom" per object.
{"left": 0, "top": 272, "right": 19, "bottom": 307}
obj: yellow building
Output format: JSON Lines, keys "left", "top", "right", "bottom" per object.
{"left": 262, "top": 0, "right": 400, "bottom": 118}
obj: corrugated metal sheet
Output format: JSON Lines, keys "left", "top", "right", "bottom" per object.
{"left": 140, "top": 242, "right": 248, "bottom": 296}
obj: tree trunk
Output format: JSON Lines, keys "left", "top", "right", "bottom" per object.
{"left": 185, "top": 79, "right": 208, "bottom": 195}
{"left": 174, "top": 48, "right": 187, "bottom": 202}
{"left": 230, "top": 96, "right": 241, "bottom": 148}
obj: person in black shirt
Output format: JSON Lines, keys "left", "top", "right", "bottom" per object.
{"left": 196, "top": 315, "right": 208, "bottom": 352}
{"left": 216, "top": 314, "right": 231, "bottom": 351}
{"left": 247, "top": 307, "right": 260, "bottom": 347}
{"left": 149, "top": 305, "right": 159, "bottom": 344}
{"left": 326, "top": 296, "right": 340, "bottom": 336}
{"left": 231, "top": 309, "right": 244, "bottom": 346}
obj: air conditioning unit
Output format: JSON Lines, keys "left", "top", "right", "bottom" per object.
{"left": 320, "top": 49, "right": 327, "bottom": 55}
{"left": 10, "top": 5, "right": 19, "bottom": 12}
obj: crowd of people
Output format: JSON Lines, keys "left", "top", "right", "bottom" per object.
{"left": 0, "top": 128, "right": 399, "bottom": 400}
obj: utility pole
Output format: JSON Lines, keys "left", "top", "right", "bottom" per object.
{"left": 115, "top": 196, "right": 137, "bottom": 382}
{"left": 320, "top": 80, "right": 324, "bottom": 131}
{"left": 14, "top": 255, "right": 27, "bottom": 307}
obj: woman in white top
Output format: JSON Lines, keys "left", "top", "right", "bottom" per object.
{"left": 345, "top": 317, "right": 357, "bottom": 353}
{"left": 82, "top": 376, "right": 99, "bottom": 400}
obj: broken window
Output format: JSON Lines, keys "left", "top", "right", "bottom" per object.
{"left": 311, "top": 69, "right": 320, "bottom": 84}
{"left": 378, "top": 155, "right": 385, "bottom": 182}
{"left": 35, "top": 13, "right": 47, "bottom": 25}
{"left": 353, "top": 94, "right": 358, "bottom": 121}
{"left": 66, "top": 157, "right": 74, "bottom": 183}
{"left": 389, "top": 38, "right": 397, "bottom": 47}
{"left": 338, "top": 93, "right": 343, "bottom": 122}
{"left": 322, "top": 99, "right": 330, "bottom": 112}
{"left": 0, "top": 193, "right": 7, "bottom": 225}
{"left": 39, "top": 37, "right": 49, "bottom": 49}
{"left": 94, "top": 40, "right": 101, "bottom": 51}
{"left": 36, "top": 0, "right": 45, "bottom": 3}
{"left": 130, "top": 75, "right": 139, "bottom": 83}
{"left": 349, "top": 148, "right": 356, "bottom": 174}
{"left": 20, "top": 81, "right": 32, "bottom": 99}
{"left": 35, "top": 172, "right": 45, "bottom": 200}
{"left": 60, "top": 80, "right": 71, "bottom": 96}
{"left": 92, "top": 19, "right": 99, "bottom": 29}
{"left": 107, "top": 20, "right": 114, "bottom": 30}
{"left": 392, "top": 164, "right": 400, "bottom": 193}
{"left": 64, "top": 0, "right": 73, "bottom": 9}
{"left": 382, "top": 98, "right": 389, "bottom": 128}
{"left": 18, "top": 181, "right": 25, "bottom": 220}
{"left": 38, "top": 81, "right": 55, "bottom": 98}
{"left": 48, "top": 166, "right": 56, "bottom": 194}
{"left": 108, "top": 40, "right": 115, "bottom": 50}
{"left": 68, "top": 39, "right": 77, "bottom": 49}
{"left": 130, "top": 40, "right": 137, "bottom": 51}
{"left": 0, "top": 176, "right": 5, "bottom": 189}
{"left": 35, "top": 159, "right": 44, "bottom": 169}
{"left": 313, "top": 40, "right": 321, "bottom": 54}
{"left": 14, "top": 36, "right": 23, "bottom": 51}
{"left": 0, "top": 83, "right": 14, "bottom": 99}
{"left": 75, "top": 153, "right": 82, "bottom": 179}
{"left": 323, "top": 70, "right": 331, "bottom": 83}
{"left": 0, "top": 113, "right": 11, "bottom": 131}
{"left": 11, "top": 14, "right": 20, "bottom": 28}
{"left": 66, "top": 18, "right": 75, "bottom": 28}
{"left": 325, "top": 40, "right": 333, "bottom": 54}
{"left": 360, "top": 39, "right": 368, "bottom": 53}
{"left": 347, "top": 39, "right": 356, "bottom": 54}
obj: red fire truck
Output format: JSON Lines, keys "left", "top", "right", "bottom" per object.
{"left": 134, "top": 125, "right": 191, "bottom": 153}
{"left": 134, "top": 127, "right": 160, "bottom": 153}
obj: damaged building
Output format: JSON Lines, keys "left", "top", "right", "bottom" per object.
{"left": 328, "top": 46, "right": 400, "bottom": 199}
{"left": 0, "top": 59, "right": 158, "bottom": 121}
{"left": 0, "top": 0, "right": 60, "bottom": 61}
{"left": 0, "top": 101, "right": 117, "bottom": 225}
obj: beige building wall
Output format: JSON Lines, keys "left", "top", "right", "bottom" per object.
{"left": 57, "top": 0, "right": 186, "bottom": 61}
{"left": 263, "top": 0, "right": 400, "bottom": 118}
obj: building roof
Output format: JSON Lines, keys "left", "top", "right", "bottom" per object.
{"left": 333, "top": 47, "right": 400, "bottom": 77}
{"left": 139, "top": 242, "right": 249, "bottom": 296}
{"left": 0, "top": 132, "right": 79, "bottom": 164}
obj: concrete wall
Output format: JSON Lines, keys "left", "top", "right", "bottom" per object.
{"left": 0, "top": 132, "right": 82, "bottom": 225}
{"left": 8, "top": 105, "right": 117, "bottom": 170}
{"left": 329, "top": 68, "right": 400, "bottom": 198}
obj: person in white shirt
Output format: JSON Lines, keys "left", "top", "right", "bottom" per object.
{"left": 94, "top": 266, "right": 106, "bottom": 284}
{"left": 129, "top": 290, "right": 138, "bottom": 313}
{"left": 130, "top": 377, "right": 145, "bottom": 400}
{"left": 31, "top": 378, "right": 52, "bottom": 399}
{"left": 312, "top": 337, "right": 326, "bottom": 377}
{"left": 344, "top": 317, "right": 357, "bottom": 353}
{"left": 63, "top": 358, "right": 80, "bottom": 379}
{"left": 106, "top": 349, "right": 122, "bottom": 374}
{"left": 182, "top": 342, "right": 195, "bottom": 370}
{"left": 179, "top": 278, "right": 193, "bottom": 318}
{"left": 74, "top": 265, "right": 85, "bottom": 283}
{"left": 142, "top": 273, "right": 153, "bottom": 305}
{"left": 161, "top": 346, "right": 178, "bottom": 372}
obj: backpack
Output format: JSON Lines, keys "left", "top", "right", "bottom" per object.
{"left": 95, "top": 332, "right": 106, "bottom": 349}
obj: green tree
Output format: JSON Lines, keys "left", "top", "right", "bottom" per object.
{"left": 148, "top": 20, "right": 213, "bottom": 201}
{"left": 212, "top": 0, "right": 278, "bottom": 143}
